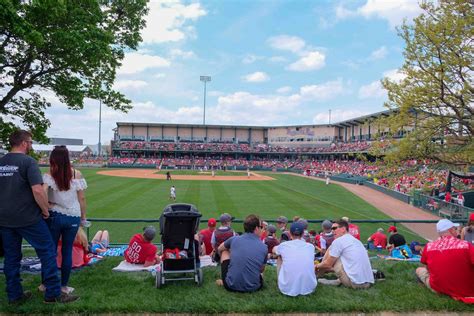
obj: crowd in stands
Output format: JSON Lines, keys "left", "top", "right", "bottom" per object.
{"left": 112, "top": 140, "right": 372, "bottom": 154}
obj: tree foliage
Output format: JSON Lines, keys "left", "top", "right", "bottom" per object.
{"left": 381, "top": 0, "right": 473, "bottom": 166}
{"left": 0, "top": 0, "right": 148, "bottom": 144}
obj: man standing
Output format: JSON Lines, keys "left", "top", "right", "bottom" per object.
{"left": 0, "top": 130, "right": 78, "bottom": 304}
{"left": 216, "top": 214, "right": 267, "bottom": 292}
{"left": 199, "top": 218, "right": 216, "bottom": 255}
{"left": 416, "top": 219, "right": 474, "bottom": 302}
{"left": 316, "top": 219, "right": 374, "bottom": 289}
{"left": 169, "top": 185, "right": 176, "bottom": 201}
{"left": 273, "top": 222, "right": 317, "bottom": 296}
{"left": 275, "top": 215, "right": 291, "bottom": 242}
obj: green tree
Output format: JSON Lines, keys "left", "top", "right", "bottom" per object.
{"left": 0, "top": 0, "right": 148, "bottom": 144}
{"left": 381, "top": 0, "right": 473, "bottom": 166}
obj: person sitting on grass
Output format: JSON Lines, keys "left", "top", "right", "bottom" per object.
{"left": 416, "top": 219, "right": 474, "bottom": 303}
{"left": 315, "top": 219, "right": 374, "bottom": 289}
{"left": 90, "top": 230, "right": 110, "bottom": 255}
{"left": 124, "top": 226, "right": 160, "bottom": 267}
{"left": 216, "top": 214, "right": 267, "bottom": 292}
{"left": 272, "top": 221, "right": 317, "bottom": 296}
{"left": 264, "top": 224, "right": 280, "bottom": 257}
{"left": 367, "top": 228, "right": 387, "bottom": 250}
{"left": 211, "top": 213, "right": 236, "bottom": 262}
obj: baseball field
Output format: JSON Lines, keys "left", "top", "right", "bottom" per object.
{"left": 1, "top": 168, "right": 473, "bottom": 313}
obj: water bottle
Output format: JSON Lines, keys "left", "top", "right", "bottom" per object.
{"left": 81, "top": 220, "right": 91, "bottom": 228}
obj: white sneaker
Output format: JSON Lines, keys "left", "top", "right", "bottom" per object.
{"left": 61, "top": 286, "right": 75, "bottom": 294}
{"left": 38, "top": 284, "right": 46, "bottom": 292}
{"left": 318, "top": 278, "right": 341, "bottom": 286}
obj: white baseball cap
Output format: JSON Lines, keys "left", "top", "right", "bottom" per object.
{"left": 436, "top": 219, "right": 459, "bottom": 233}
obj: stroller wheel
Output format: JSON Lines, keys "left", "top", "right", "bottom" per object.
{"left": 196, "top": 268, "right": 203, "bottom": 286}
{"left": 155, "top": 271, "right": 162, "bottom": 288}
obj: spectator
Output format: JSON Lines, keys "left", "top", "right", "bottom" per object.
{"left": 0, "top": 130, "right": 79, "bottom": 304}
{"left": 90, "top": 230, "right": 110, "bottom": 254}
{"left": 416, "top": 219, "right": 474, "bottom": 302}
{"left": 315, "top": 219, "right": 374, "bottom": 289}
{"left": 342, "top": 216, "right": 360, "bottom": 240}
{"left": 211, "top": 213, "right": 236, "bottom": 262}
{"left": 264, "top": 225, "right": 280, "bottom": 256}
{"left": 42, "top": 145, "right": 87, "bottom": 295}
{"left": 444, "top": 191, "right": 452, "bottom": 203}
{"left": 260, "top": 221, "right": 269, "bottom": 241}
{"left": 387, "top": 226, "right": 407, "bottom": 249}
{"left": 319, "top": 220, "right": 335, "bottom": 255}
{"left": 272, "top": 221, "right": 317, "bottom": 296}
{"left": 460, "top": 213, "right": 474, "bottom": 245}
{"left": 56, "top": 227, "right": 90, "bottom": 269}
{"left": 457, "top": 192, "right": 465, "bottom": 206}
{"left": 276, "top": 216, "right": 290, "bottom": 242}
{"left": 410, "top": 241, "right": 423, "bottom": 256}
{"left": 367, "top": 228, "right": 387, "bottom": 250}
{"left": 199, "top": 218, "right": 217, "bottom": 256}
{"left": 124, "top": 226, "right": 160, "bottom": 267}
{"left": 216, "top": 214, "right": 267, "bottom": 292}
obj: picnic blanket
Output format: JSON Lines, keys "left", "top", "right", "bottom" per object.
{"left": 199, "top": 255, "right": 217, "bottom": 268}
{"left": 112, "top": 260, "right": 159, "bottom": 272}
{"left": 376, "top": 254, "right": 421, "bottom": 262}
{"left": 102, "top": 245, "right": 128, "bottom": 257}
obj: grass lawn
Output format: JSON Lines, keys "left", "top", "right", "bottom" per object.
{"left": 155, "top": 169, "right": 248, "bottom": 176}
{"left": 0, "top": 255, "right": 473, "bottom": 313}
{"left": 3, "top": 168, "right": 467, "bottom": 313}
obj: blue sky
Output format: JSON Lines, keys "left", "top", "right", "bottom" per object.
{"left": 44, "top": 0, "right": 423, "bottom": 144}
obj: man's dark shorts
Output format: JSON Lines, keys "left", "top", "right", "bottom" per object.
{"left": 221, "top": 259, "right": 263, "bottom": 293}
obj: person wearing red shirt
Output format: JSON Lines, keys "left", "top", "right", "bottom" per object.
{"left": 199, "top": 218, "right": 216, "bottom": 255}
{"left": 445, "top": 191, "right": 452, "bottom": 203}
{"left": 342, "top": 217, "right": 360, "bottom": 240}
{"left": 367, "top": 228, "right": 387, "bottom": 249}
{"left": 416, "top": 219, "right": 474, "bottom": 303}
{"left": 124, "top": 226, "right": 160, "bottom": 267}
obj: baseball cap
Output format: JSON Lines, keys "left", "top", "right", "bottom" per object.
{"left": 388, "top": 226, "right": 397, "bottom": 233}
{"left": 341, "top": 216, "right": 349, "bottom": 222}
{"left": 321, "top": 220, "right": 332, "bottom": 230}
{"left": 436, "top": 219, "right": 459, "bottom": 233}
{"left": 267, "top": 224, "right": 277, "bottom": 234}
{"left": 276, "top": 215, "right": 288, "bottom": 224}
{"left": 208, "top": 218, "right": 216, "bottom": 227}
{"left": 290, "top": 222, "right": 305, "bottom": 236}
{"left": 143, "top": 226, "right": 156, "bottom": 241}
{"left": 298, "top": 219, "right": 308, "bottom": 229}
{"left": 469, "top": 213, "right": 474, "bottom": 222}
{"left": 220, "top": 213, "right": 234, "bottom": 223}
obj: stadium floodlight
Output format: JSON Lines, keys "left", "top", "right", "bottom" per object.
{"left": 200, "top": 76, "right": 211, "bottom": 125}
{"left": 98, "top": 98, "right": 102, "bottom": 157}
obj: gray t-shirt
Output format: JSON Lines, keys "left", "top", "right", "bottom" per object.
{"left": 0, "top": 153, "right": 43, "bottom": 228}
{"left": 224, "top": 233, "right": 267, "bottom": 292}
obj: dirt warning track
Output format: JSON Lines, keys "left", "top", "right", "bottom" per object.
{"left": 96, "top": 169, "right": 275, "bottom": 181}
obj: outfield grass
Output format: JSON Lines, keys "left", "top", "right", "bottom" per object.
{"left": 155, "top": 169, "right": 248, "bottom": 176}
{"left": 69, "top": 168, "right": 423, "bottom": 243}
{"left": 0, "top": 255, "right": 473, "bottom": 313}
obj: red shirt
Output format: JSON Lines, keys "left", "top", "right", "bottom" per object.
{"left": 124, "top": 234, "right": 157, "bottom": 264}
{"left": 421, "top": 236, "right": 474, "bottom": 298}
{"left": 199, "top": 228, "right": 214, "bottom": 255}
{"left": 369, "top": 231, "right": 387, "bottom": 249}
{"left": 349, "top": 223, "right": 360, "bottom": 240}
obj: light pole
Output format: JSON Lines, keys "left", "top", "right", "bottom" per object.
{"left": 200, "top": 75, "right": 211, "bottom": 125}
{"left": 328, "top": 109, "right": 331, "bottom": 124}
{"left": 98, "top": 98, "right": 102, "bottom": 157}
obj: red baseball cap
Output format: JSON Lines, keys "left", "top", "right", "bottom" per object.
{"left": 388, "top": 225, "right": 397, "bottom": 233}
{"left": 469, "top": 213, "right": 474, "bottom": 222}
{"left": 208, "top": 218, "right": 216, "bottom": 227}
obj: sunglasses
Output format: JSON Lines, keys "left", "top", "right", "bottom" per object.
{"left": 331, "top": 226, "right": 340, "bottom": 230}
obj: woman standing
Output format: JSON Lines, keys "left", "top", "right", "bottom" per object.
{"left": 43, "top": 146, "right": 87, "bottom": 294}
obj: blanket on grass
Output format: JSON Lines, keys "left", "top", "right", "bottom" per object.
{"left": 376, "top": 254, "right": 421, "bottom": 262}
{"left": 112, "top": 260, "right": 159, "bottom": 272}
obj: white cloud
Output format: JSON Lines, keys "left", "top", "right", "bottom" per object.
{"left": 169, "top": 49, "right": 195, "bottom": 59}
{"left": 118, "top": 52, "right": 170, "bottom": 75}
{"left": 276, "top": 86, "right": 292, "bottom": 94}
{"left": 113, "top": 80, "right": 148, "bottom": 90}
{"left": 242, "top": 54, "right": 262, "bottom": 64}
{"left": 141, "top": 1, "right": 207, "bottom": 44}
{"left": 370, "top": 46, "right": 388, "bottom": 60}
{"left": 267, "top": 35, "right": 306, "bottom": 53}
{"left": 313, "top": 109, "right": 369, "bottom": 124}
{"left": 337, "top": 0, "right": 423, "bottom": 29}
{"left": 299, "top": 79, "right": 344, "bottom": 101}
{"left": 287, "top": 51, "right": 326, "bottom": 72}
{"left": 242, "top": 71, "right": 269, "bottom": 83}
{"left": 358, "top": 81, "right": 385, "bottom": 99}
{"left": 383, "top": 68, "right": 407, "bottom": 82}
{"left": 268, "top": 56, "right": 287, "bottom": 63}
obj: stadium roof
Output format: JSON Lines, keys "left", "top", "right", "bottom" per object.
{"left": 32, "top": 144, "right": 91, "bottom": 152}
{"left": 116, "top": 110, "right": 394, "bottom": 130}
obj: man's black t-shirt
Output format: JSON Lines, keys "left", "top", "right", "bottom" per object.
{"left": 389, "top": 233, "right": 406, "bottom": 247}
{"left": 0, "top": 153, "right": 43, "bottom": 228}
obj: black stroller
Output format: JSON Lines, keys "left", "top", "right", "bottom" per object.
{"left": 155, "top": 203, "right": 203, "bottom": 288}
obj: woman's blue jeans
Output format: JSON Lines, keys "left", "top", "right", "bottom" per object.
{"left": 46, "top": 211, "right": 80, "bottom": 287}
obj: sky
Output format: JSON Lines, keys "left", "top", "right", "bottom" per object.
{"left": 43, "top": 0, "right": 424, "bottom": 144}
